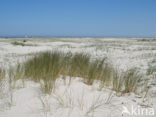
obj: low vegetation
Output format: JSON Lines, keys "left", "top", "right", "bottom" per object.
{"left": 122, "top": 68, "right": 142, "bottom": 93}
{"left": 147, "top": 65, "right": 156, "bottom": 75}
{"left": 137, "top": 38, "right": 156, "bottom": 42}
{"left": 112, "top": 68, "right": 142, "bottom": 94}
{"left": 20, "top": 51, "right": 114, "bottom": 94}
{"left": 0, "top": 68, "right": 5, "bottom": 81}
{"left": 112, "top": 69, "right": 123, "bottom": 93}
{"left": 11, "top": 50, "right": 144, "bottom": 95}
{"left": 11, "top": 41, "right": 36, "bottom": 46}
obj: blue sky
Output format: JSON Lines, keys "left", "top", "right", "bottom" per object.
{"left": 0, "top": 0, "right": 156, "bottom": 37}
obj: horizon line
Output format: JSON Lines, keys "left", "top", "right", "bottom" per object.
{"left": 0, "top": 35, "right": 156, "bottom": 39}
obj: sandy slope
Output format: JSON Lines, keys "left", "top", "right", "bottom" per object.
{"left": 0, "top": 38, "right": 156, "bottom": 117}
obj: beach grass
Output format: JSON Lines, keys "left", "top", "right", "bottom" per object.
{"left": 13, "top": 50, "right": 143, "bottom": 94}
{"left": 0, "top": 68, "right": 5, "bottom": 81}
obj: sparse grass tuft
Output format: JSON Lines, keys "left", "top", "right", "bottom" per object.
{"left": 11, "top": 41, "right": 25, "bottom": 46}
{"left": 23, "top": 39, "right": 27, "bottom": 42}
{"left": 85, "top": 58, "right": 107, "bottom": 85}
{"left": 11, "top": 41, "right": 36, "bottom": 46}
{"left": 112, "top": 69, "right": 123, "bottom": 93}
{"left": 0, "top": 68, "right": 5, "bottom": 81}
{"left": 24, "top": 51, "right": 64, "bottom": 94}
{"left": 112, "top": 68, "right": 143, "bottom": 95}
{"left": 147, "top": 66, "right": 156, "bottom": 75}
{"left": 99, "top": 59, "right": 112, "bottom": 86}
{"left": 122, "top": 68, "right": 142, "bottom": 93}
{"left": 137, "top": 38, "right": 156, "bottom": 42}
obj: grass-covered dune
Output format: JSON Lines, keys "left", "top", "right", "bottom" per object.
{"left": 12, "top": 51, "right": 144, "bottom": 95}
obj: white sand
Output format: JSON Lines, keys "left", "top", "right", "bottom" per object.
{"left": 0, "top": 38, "right": 156, "bottom": 117}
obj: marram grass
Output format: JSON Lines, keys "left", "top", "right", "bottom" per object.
{"left": 14, "top": 51, "right": 143, "bottom": 94}
{"left": 0, "top": 68, "right": 5, "bottom": 81}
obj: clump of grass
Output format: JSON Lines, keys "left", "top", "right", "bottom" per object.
{"left": 112, "top": 69, "right": 123, "bottom": 93}
{"left": 147, "top": 66, "right": 156, "bottom": 75}
{"left": 122, "top": 68, "right": 142, "bottom": 93}
{"left": 11, "top": 41, "right": 25, "bottom": 46}
{"left": 21, "top": 51, "right": 113, "bottom": 93}
{"left": 23, "top": 40, "right": 27, "bottom": 42}
{"left": 137, "top": 38, "right": 156, "bottom": 42}
{"left": 0, "top": 68, "right": 5, "bottom": 81}
{"left": 112, "top": 68, "right": 143, "bottom": 95}
{"left": 86, "top": 61, "right": 98, "bottom": 85}
{"left": 40, "top": 73, "right": 56, "bottom": 94}
{"left": 24, "top": 51, "right": 63, "bottom": 81}
{"left": 0, "top": 68, "right": 5, "bottom": 98}
{"left": 68, "top": 54, "right": 112, "bottom": 85}
{"left": 98, "top": 58, "right": 112, "bottom": 85}
{"left": 69, "top": 53, "right": 90, "bottom": 79}
{"left": 16, "top": 50, "right": 143, "bottom": 95}
{"left": 24, "top": 51, "right": 65, "bottom": 94}
{"left": 11, "top": 41, "right": 36, "bottom": 46}
{"left": 8, "top": 66, "right": 21, "bottom": 89}
{"left": 85, "top": 58, "right": 105, "bottom": 85}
